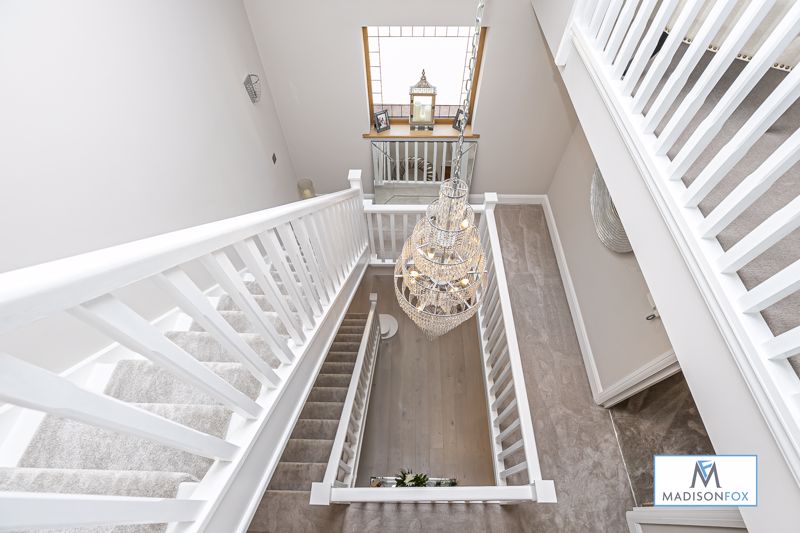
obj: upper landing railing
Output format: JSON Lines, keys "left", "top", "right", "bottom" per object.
{"left": 563, "top": 0, "right": 800, "bottom": 483}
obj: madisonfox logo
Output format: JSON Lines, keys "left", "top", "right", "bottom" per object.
{"left": 690, "top": 460, "right": 721, "bottom": 489}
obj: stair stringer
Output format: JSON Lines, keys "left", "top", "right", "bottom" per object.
{"left": 556, "top": 35, "right": 800, "bottom": 532}
{"left": 171, "top": 249, "right": 369, "bottom": 533}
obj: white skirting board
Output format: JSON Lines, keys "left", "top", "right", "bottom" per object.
{"left": 491, "top": 194, "right": 680, "bottom": 407}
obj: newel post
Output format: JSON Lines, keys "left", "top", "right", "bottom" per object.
{"left": 348, "top": 169, "right": 372, "bottom": 258}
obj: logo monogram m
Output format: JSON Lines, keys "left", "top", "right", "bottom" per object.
{"left": 691, "top": 460, "right": 721, "bottom": 488}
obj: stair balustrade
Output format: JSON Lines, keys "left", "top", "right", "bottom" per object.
{"left": 0, "top": 172, "right": 370, "bottom": 532}
{"left": 371, "top": 139, "right": 478, "bottom": 186}
{"left": 563, "top": 0, "right": 800, "bottom": 482}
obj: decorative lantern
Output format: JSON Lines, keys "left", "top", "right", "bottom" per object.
{"left": 409, "top": 69, "right": 436, "bottom": 131}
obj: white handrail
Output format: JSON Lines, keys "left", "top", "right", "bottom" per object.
{"left": 0, "top": 172, "right": 371, "bottom": 530}
{"left": 312, "top": 293, "right": 380, "bottom": 504}
{"left": 477, "top": 193, "right": 544, "bottom": 486}
{"left": 0, "top": 188, "right": 359, "bottom": 333}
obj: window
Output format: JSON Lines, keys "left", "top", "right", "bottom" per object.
{"left": 363, "top": 26, "right": 486, "bottom": 123}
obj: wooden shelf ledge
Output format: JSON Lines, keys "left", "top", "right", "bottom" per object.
{"left": 363, "top": 124, "right": 479, "bottom": 140}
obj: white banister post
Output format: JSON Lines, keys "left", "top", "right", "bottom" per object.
{"left": 483, "top": 192, "right": 498, "bottom": 214}
{"left": 349, "top": 169, "right": 372, "bottom": 258}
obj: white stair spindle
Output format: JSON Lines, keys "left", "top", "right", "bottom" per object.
{"left": 276, "top": 223, "right": 323, "bottom": 316}
{"left": 259, "top": 229, "right": 315, "bottom": 328}
{"left": 70, "top": 295, "right": 262, "bottom": 419}
{"left": 234, "top": 238, "right": 306, "bottom": 344}
{"left": 596, "top": 0, "right": 623, "bottom": 50}
{"left": 589, "top": 0, "right": 610, "bottom": 38}
{"left": 668, "top": 2, "right": 800, "bottom": 178}
{"left": 292, "top": 217, "right": 333, "bottom": 303}
{"left": 684, "top": 65, "right": 800, "bottom": 206}
{"left": 655, "top": 0, "right": 775, "bottom": 154}
{"left": 631, "top": 0, "right": 705, "bottom": 114}
{"left": 0, "top": 492, "right": 204, "bottom": 531}
{"left": 699, "top": 129, "right": 800, "bottom": 239}
{"left": 155, "top": 268, "right": 282, "bottom": 387}
{"left": 611, "top": 0, "right": 659, "bottom": 80}
{"left": 643, "top": 0, "right": 739, "bottom": 133}
{"left": 764, "top": 326, "right": 800, "bottom": 360}
{"left": 604, "top": 0, "right": 639, "bottom": 63}
{"left": 717, "top": 195, "right": 800, "bottom": 274}
{"left": 201, "top": 250, "right": 295, "bottom": 365}
{"left": 621, "top": 0, "right": 679, "bottom": 96}
{"left": 738, "top": 259, "right": 800, "bottom": 314}
{"left": 0, "top": 353, "right": 238, "bottom": 460}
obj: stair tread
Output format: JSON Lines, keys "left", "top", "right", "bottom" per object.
{"left": 166, "top": 330, "right": 281, "bottom": 367}
{"left": 20, "top": 404, "right": 230, "bottom": 479}
{"left": 0, "top": 467, "right": 196, "bottom": 498}
{"left": 268, "top": 461, "right": 327, "bottom": 491}
{"left": 282, "top": 438, "right": 335, "bottom": 463}
{"left": 189, "top": 309, "right": 293, "bottom": 336}
{"left": 104, "top": 359, "right": 261, "bottom": 405}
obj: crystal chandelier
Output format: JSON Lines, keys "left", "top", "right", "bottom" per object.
{"left": 394, "top": 0, "right": 487, "bottom": 340}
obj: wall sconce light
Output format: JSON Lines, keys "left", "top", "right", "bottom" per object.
{"left": 244, "top": 74, "right": 261, "bottom": 103}
{"left": 297, "top": 178, "right": 316, "bottom": 200}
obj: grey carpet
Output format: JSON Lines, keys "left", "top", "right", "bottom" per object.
{"left": 0, "top": 467, "right": 195, "bottom": 497}
{"left": 248, "top": 313, "right": 366, "bottom": 531}
{"left": 165, "top": 330, "right": 281, "bottom": 367}
{"left": 642, "top": 45, "right": 800, "bottom": 372}
{"left": 9, "top": 275, "right": 296, "bottom": 533}
{"left": 19, "top": 404, "right": 231, "bottom": 479}
{"left": 104, "top": 360, "right": 261, "bottom": 404}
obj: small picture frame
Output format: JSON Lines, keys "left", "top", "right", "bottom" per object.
{"left": 452, "top": 109, "right": 466, "bottom": 131}
{"left": 374, "top": 110, "right": 391, "bottom": 133}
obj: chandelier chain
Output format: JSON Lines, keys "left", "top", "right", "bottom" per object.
{"left": 452, "top": 0, "right": 486, "bottom": 184}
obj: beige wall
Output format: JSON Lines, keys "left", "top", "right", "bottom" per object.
{"left": 0, "top": 0, "right": 297, "bottom": 372}
{"left": 244, "top": 0, "right": 577, "bottom": 196}
{"left": 547, "top": 124, "right": 673, "bottom": 392}
{"left": 0, "top": 0, "right": 297, "bottom": 273}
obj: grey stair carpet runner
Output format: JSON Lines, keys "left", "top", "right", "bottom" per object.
{"left": 0, "top": 280, "right": 298, "bottom": 533}
{"left": 247, "top": 314, "right": 368, "bottom": 533}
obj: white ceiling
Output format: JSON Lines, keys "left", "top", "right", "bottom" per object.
{"left": 244, "top": 0, "right": 577, "bottom": 195}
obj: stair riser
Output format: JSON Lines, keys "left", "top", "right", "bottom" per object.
{"left": 281, "top": 439, "right": 334, "bottom": 463}
{"left": 308, "top": 388, "right": 348, "bottom": 402}
{"left": 268, "top": 462, "right": 327, "bottom": 491}
{"left": 291, "top": 420, "right": 339, "bottom": 440}
{"left": 166, "top": 331, "right": 281, "bottom": 367}
{"left": 321, "top": 362, "right": 355, "bottom": 375}
{"left": 314, "top": 374, "right": 351, "bottom": 388}
{"left": 300, "top": 402, "right": 345, "bottom": 420}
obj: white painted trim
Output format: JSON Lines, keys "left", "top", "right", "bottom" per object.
{"left": 596, "top": 350, "right": 680, "bottom": 407}
{"left": 468, "top": 193, "right": 547, "bottom": 205}
{"left": 540, "top": 196, "right": 679, "bottom": 406}
{"left": 540, "top": 196, "right": 603, "bottom": 402}
{"left": 626, "top": 507, "right": 746, "bottom": 532}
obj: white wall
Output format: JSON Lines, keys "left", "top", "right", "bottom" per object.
{"left": 547, "top": 124, "right": 674, "bottom": 400}
{"left": 244, "top": 0, "right": 577, "bottom": 196}
{"left": 529, "top": 0, "right": 577, "bottom": 56}
{"left": 0, "top": 0, "right": 297, "bottom": 272}
{"left": 0, "top": 0, "right": 298, "bottom": 372}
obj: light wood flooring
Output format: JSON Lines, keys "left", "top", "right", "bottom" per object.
{"left": 348, "top": 268, "right": 495, "bottom": 486}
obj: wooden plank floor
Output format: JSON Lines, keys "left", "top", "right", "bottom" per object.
{"left": 350, "top": 268, "right": 495, "bottom": 487}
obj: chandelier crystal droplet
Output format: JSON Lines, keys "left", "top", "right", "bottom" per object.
{"left": 394, "top": 0, "right": 487, "bottom": 340}
{"left": 394, "top": 179, "right": 486, "bottom": 339}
